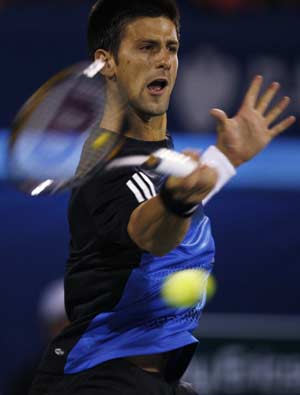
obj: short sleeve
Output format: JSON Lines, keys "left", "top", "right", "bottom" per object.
{"left": 81, "top": 168, "right": 159, "bottom": 246}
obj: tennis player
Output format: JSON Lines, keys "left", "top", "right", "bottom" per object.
{"left": 29, "top": 0, "right": 295, "bottom": 394}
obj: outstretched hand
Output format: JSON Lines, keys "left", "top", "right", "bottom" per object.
{"left": 210, "top": 75, "right": 296, "bottom": 167}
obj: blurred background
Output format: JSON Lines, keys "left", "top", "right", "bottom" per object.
{"left": 0, "top": 0, "right": 300, "bottom": 394}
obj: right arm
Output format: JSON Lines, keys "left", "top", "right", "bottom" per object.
{"left": 128, "top": 154, "right": 218, "bottom": 256}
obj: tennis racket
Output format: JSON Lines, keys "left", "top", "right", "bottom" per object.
{"left": 8, "top": 59, "right": 198, "bottom": 196}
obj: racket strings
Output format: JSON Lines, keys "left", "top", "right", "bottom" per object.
{"left": 47, "top": 77, "right": 105, "bottom": 134}
{"left": 74, "top": 128, "right": 122, "bottom": 180}
{"left": 10, "top": 64, "right": 108, "bottom": 183}
{"left": 9, "top": 61, "right": 127, "bottom": 194}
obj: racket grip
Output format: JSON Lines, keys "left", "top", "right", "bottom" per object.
{"left": 145, "top": 148, "right": 198, "bottom": 177}
{"left": 144, "top": 147, "right": 236, "bottom": 205}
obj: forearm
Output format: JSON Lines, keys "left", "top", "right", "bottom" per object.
{"left": 128, "top": 146, "right": 236, "bottom": 256}
{"left": 128, "top": 149, "right": 224, "bottom": 256}
{"left": 128, "top": 195, "right": 191, "bottom": 256}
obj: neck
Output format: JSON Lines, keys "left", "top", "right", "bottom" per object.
{"left": 125, "top": 108, "right": 167, "bottom": 141}
{"left": 100, "top": 82, "right": 167, "bottom": 142}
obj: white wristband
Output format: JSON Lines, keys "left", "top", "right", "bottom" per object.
{"left": 143, "top": 146, "right": 236, "bottom": 207}
{"left": 201, "top": 145, "right": 236, "bottom": 205}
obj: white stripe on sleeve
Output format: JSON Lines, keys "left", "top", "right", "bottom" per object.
{"left": 132, "top": 173, "right": 153, "bottom": 200}
{"left": 126, "top": 180, "right": 145, "bottom": 203}
{"left": 139, "top": 172, "right": 156, "bottom": 197}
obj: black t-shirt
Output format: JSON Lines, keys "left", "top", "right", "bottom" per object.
{"left": 65, "top": 135, "right": 173, "bottom": 322}
{"left": 38, "top": 134, "right": 215, "bottom": 378}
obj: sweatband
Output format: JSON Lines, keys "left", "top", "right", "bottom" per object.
{"left": 159, "top": 181, "right": 199, "bottom": 218}
{"left": 201, "top": 145, "right": 236, "bottom": 205}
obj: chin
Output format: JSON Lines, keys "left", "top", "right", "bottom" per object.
{"left": 130, "top": 96, "right": 170, "bottom": 118}
{"left": 141, "top": 102, "right": 170, "bottom": 117}
{"left": 147, "top": 109, "right": 168, "bottom": 117}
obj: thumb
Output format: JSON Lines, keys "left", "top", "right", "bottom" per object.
{"left": 210, "top": 108, "right": 228, "bottom": 124}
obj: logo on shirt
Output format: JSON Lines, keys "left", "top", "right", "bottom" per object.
{"left": 126, "top": 172, "right": 156, "bottom": 203}
{"left": 54, "top": 348, "right": 65, "bottom": 356}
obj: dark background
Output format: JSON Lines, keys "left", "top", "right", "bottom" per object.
{"left": 0, "top": 1, "right": 299, "bottom": 393}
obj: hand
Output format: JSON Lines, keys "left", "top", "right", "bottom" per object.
{"left": 210, "top": 75, "right": 296, "bottom": 167}
{"left": 166, "top": 151, "right": 218, "bottom": 204}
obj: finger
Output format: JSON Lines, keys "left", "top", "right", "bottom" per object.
{"left": 182, "top": 149, "right": 202, "bottom": 163}
{"left": 265, "top": 96, "right": 291, "bottom": 125}
{"left": 210, "top": 108, "right": 228, "bottom": 125}
{"left": 167, "top": 165, "right": 217, "bottom": 199}
{"left": 269, "top": 116, "right": 296, "bottom": 138}
{"left": 182, "top": 166, "right": 218, "bottom": 203}
{"left": 256, "top": 82, "right": 280, "bottom": 114}
{"left": 185, "top": 165, "right": 216, "bottom": 190}
{"left": 242, "top": 75, "right": 263, "bottom": 108}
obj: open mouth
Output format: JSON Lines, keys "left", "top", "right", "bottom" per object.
{"left": 147, "top": 79, "right": 168, "bottom": 95}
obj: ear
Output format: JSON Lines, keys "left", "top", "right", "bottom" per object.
{"left": 94, "top": 49, "right": 116, "bottom": 79}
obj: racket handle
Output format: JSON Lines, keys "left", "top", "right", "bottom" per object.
{"left": 144, "top": 148, "right": 198, "bottom": 177}
{"left": 144, "top": 147, "right": 236, "bottom": 206}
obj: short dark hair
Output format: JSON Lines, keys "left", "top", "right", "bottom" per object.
{"left": 88, "top": 0, "right": 180, "bottom": 60}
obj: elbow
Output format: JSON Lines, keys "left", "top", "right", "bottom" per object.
{"left": 137, "top": 239, "right": 177, "bottom": 257}
{"left": 145, "top": 244, "right": 173, "bottom": 257}
{"left": 128, "top": 222, "right": 181, "bottom": 256}
{"left": 146, "top": 236, "right": 185, "bottom": 256}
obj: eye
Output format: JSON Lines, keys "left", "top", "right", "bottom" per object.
{"left": 169, "top": 46, "right": 178, "bottom": 53}
{"left": 140, "top": 45, "right": 154, "bottom": 51}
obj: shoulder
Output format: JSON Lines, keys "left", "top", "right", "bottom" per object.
{"left": 69, "top": 135, "right": 172, "bottom": 210}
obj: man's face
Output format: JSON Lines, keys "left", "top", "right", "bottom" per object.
{"left": 114, "top": 16, "right": 179, "bottom": 118}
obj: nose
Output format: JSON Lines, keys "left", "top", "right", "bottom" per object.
{"left": 156, "top": 49, "right": 172, "bottom": 70}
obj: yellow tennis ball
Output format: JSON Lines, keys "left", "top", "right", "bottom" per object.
{"left": 206, "top": 273, "right": 217, "bottom": 301}
{"left": 161, "top": 269, "right": 216, "bottom": 308}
